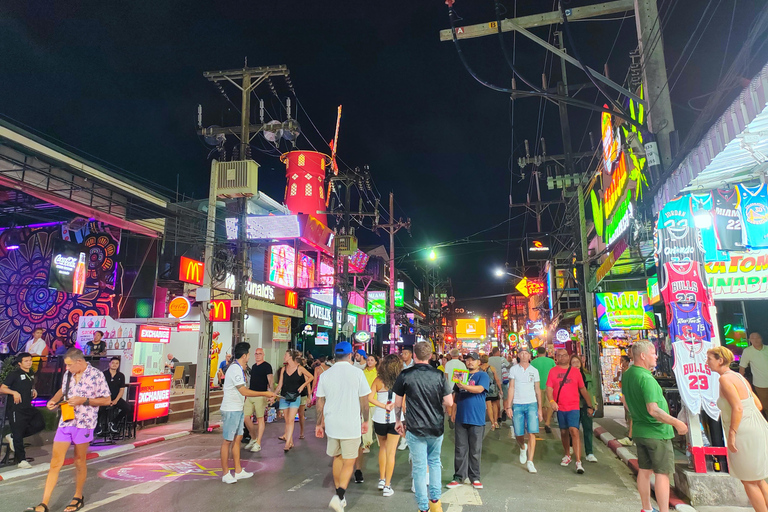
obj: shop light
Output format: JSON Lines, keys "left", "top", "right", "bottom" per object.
{"left": 693, "top": 209, "right": 713, "bottom": 229}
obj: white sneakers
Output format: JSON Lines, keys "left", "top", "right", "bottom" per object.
{"left": 576, "top": 461, "right": 585, "bottom": 474}
{"left": 382, "top": 486, "right": 394, "bottom": 497}
{"left": 222, "top": 469, "right": 253, "bottom": 484}
{"left": 518, "top": 443, "right": 528, "bottom": 465}
{"left": 526, "top": 461, "right": 537, "bottom": 473}
{"left": 585, "top": 453, "right": 598, "bottom": 463}
{"left": 222, "top": 473, "right": 237, "bottom": 484}
{"left": 398, "top": 437, "right": 408, "bottom": 451}
{"left": 378, "top": 479, "right": 386, "bottom": 490}
{"left": 4, "top": 434, "right": 14, "bottom": 452}
{"left": 328, "top": 495, "right": 347, "bottom": 511}
{"left": 244, "top": 439, "right": 256, "bottom": 451}
{"left": 561, "top": 455, "right": 572, "bottom": 466}
{"left": 250, "top": 442, "right": 262, "bottom": 453}
{"left": 617, "top": 437, "right": 634, "bottom": 446}
{"left": 17, "top": 460, "right": 32, "bottom": 469}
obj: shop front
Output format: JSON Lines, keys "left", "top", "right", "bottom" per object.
{"left": 303, "top": 299, "right": 358, "bottom": 356}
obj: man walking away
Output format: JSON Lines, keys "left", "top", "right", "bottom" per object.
{"left": 447, "top": 352, "right": 487, "bottom": 490}
{"left": 740, "top": 332, "right": 768, "bottom": 420}
{"left": 1, "top": 353, "right": 45, "bottom": 468}
{"left": 546, "top": 349, "right": 594, "bottom": 474}
{"left": 623, "top": 341, "right": 688, "bottom": 512}
{"left": 220, "top": 342, "right": 276, "bottom": 484}
{"left": 244, "top": 348, "right": 273, "bottom": 452}
{"left": 394, "top": 341, "right": 454, "bottom": 512}
{"left": 504, "top": 348, "right": 542, "bottom": 473}
{"left": 530, "top": 346, "right": 555, "bottom": 433}
{"left": 315, "top": 342, "right": 371, "bottom": 512}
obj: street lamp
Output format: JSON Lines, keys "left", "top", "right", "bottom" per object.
{"left": 493, "top": 267, "right": 523, "bottom": 279}
{"left": 429, "top": 249, "right": 437, "bottom": 261}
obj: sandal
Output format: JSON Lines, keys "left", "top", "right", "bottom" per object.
{"left": 299, "top": 435, "right": 305, "bottom": 439}
{"left": 24, "top": 505, "right": 49, "bottom": 512}
{"left": 278, "top": 436, "right": 286, "bottom": 441}
{"left": 63, "top": 497, "right": 84, "bottom": 512}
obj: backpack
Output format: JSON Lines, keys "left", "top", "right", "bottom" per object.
{"left": 486, "top": 367, "right": 499, "bottom": 398}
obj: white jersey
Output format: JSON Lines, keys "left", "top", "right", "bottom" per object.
{"left": 672, "top": 340, "right": 720, "bottom": 420}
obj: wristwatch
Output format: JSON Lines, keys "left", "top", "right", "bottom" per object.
{"left": 85, "top": 398, "right": 90, "bottom": 406}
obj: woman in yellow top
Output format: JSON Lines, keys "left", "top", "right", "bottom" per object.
{"left": 362, "top": 355, "right": 379, "bottom": 452}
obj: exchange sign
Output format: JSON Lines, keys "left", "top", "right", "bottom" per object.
{"left": 134, "top": 374, "right": 172, "bottom": 422}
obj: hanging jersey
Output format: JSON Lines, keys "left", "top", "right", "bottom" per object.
{"left": 672, "top": 340, "right": 720, "bottom": 420}
{"left": 660, "top": 261, "right": 709, "bottom": 305}
{"left": 713, "top": 188, "right": 744, "bottom": 251}
{"left": 656, "top": 195, "right": 702, "bottom": 275}
{"left": 737, "top": 183, "right": 768, "bottom": 248}
{"left": 691, "top": 193, "right": 727, "bottom": 262}
{"left": 668, "top": 302, "right": 712, "bottom": 343}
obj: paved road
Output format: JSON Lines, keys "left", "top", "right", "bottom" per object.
{"left": 2, "top": 415, "right": 646, "bottom": 512}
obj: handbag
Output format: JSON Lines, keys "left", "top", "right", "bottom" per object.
{"left": 554, "top": 367, "right": 572, "bottom": 404}
{"left": 283, "top": 391, "right": 300, "bottom": 402}
{"left": 60, "top": 372, "right": 75, "bottom": 422}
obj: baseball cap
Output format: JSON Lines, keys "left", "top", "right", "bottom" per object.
{"left": 356, "top": 349, "right": 368, "bottom": 359}
{"left": 335, "top": 341, "right": 353, "bottom": 355}
{"left": 465, "top": 351, "right": 480, "bottom": 360}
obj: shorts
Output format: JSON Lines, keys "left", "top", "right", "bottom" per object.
{"left": 327, "top": 437, "right": 360, "bottom": 459}
{"left": 300, "top": 396, "right": 308, "bottom": 406}
{"left": 485, "top": 396, "right": 500, "bottom": 402}
{"left": 625, "top": 407, "right": 632, "bottom": 424}
{"left": 244, "top": 397, "right": 268, "bottom": 418}
{"left": 557, "top": 409, "right": 580, "bottom": 429}
{"left": 279, "top": 397, "right": 301, "bottom": 410}
{"left": 373, "top": 422, "right": 398, "bottom": 437}
{"left": 541, "top": 392, "right": 551, "bottom": 408}
{"left": 635, "top": 437, "right": 675, "bottom": 475}
{"left": 221, "top": 410, "right": 245, "bottom": 441}
{"left": 54, "top": 426, "right": 95, "bottom": 445}
{"left": 512, "top": 402, "right": 540, "bottom": 437}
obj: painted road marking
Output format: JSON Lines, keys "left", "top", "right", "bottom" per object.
{"left": 442, "top": 484, "right": 483, "bottom": 511}
{"left": 81, "top": 480, "right": 175, "bottom": 511}
{"left": 99, "top": 458, "right": 267, "bottom": 483}
{"left": 287, "top": 477, "right": 314, "bottom": 491}
{"left": 566, "top": 483, "right": 619, "bottom": 496}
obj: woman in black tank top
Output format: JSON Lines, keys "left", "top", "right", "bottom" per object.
{"left": 276, "top": 350, "right": 313, "bottom": 451}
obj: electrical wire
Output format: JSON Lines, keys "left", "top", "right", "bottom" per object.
{"left": 493, "top": 0, "right": 546, "bottom": 94}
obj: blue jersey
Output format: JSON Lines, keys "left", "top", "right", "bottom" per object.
{"left": 738, "top": 183, "right": 768, "bottom": 248}
{"left": 668, "top": 302, "right": 712, "bottom": 343}
{"left": 691, "top": 193, "right": 727, "bottom": 262}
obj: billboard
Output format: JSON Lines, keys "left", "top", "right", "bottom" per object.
{"left": 596, "top": 291, "right": 655, "bottom": 331}
{"left": 179, "top": 256, "right": 204, "bottom": 286}
{"left": 304, "top": 300, "right": 358, "bottom": 329}
{"left": 395, "top": 281, "right": 405, "bottom": 307}
{"left": 704, "top": 250, "right": 768, "bottom": 300}
{"left": 367, "top": 291, "right": 387, "bottom": 324}
{"left": 48, "top": 239, "right": 87, "bottom": 295}
{"left": 267, "top": 245, "right": 296, "bottom": 288}
{"left": 456, "top": 318, "right": 487, "bottom": 339}
{"left": 137, "top": 325, "right": 172, "bottom": 343}
{"left": 273, "top": 315, "right": 292, "bottom": 342}
{"left": 134, "top": 374, "right": 171, "bottom": 422}
{"left": 297, "top": 253, "right": 316, "bottom": 288}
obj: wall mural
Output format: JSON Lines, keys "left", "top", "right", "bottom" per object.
{"left": 0, "top": 222, "right": 119, "bottom": 353}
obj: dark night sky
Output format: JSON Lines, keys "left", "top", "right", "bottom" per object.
{"left": 1, "top": 0, "right": 763, "bottom": 315}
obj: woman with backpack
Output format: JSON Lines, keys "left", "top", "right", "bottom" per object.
{"left": 480, "top": 354, "right": 503, "bottom": 430}
{"left": 367, "top": 354, "right": 403, "bottom": 497}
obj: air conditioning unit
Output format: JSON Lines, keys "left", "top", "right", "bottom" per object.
{"left": 216, "top": 160, "right": 259, "bottom": 198}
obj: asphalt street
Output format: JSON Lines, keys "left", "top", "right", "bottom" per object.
{"left": 1, "top": 413, "right": 646, "bottom": 512}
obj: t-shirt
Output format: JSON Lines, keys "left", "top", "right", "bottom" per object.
{"left": 316, "top": 361, "right": 371, "bottom": 439}
{"left": 25, "top": 338, "right": 46, "bottom": 355}
{"left": 488, "top": 356, "right": 506, "bottom": 384}
{"left": 86, "top": 341, "right": 106, "bottom": 355}
{"left": 220, "top": 362, "right": 246, "bottom": 412}
{"left": 444, "top": 359, "right": 467, "bottom": 378}
{"left": 249, "top": 361, "right": 273, "bottom": 392}
{"left": 453, "top": 370, "right": 488, "bottom": 426}
{"left": 546, "top": 366, "right": 585, "bottom": 412}
{"left": 621, "top": 365, "right": 674, "bottom": 439}
{"left": 510, "top": 364, "right": 540, "bottom": 404}
{"left": 530, "top": 356, "right": 556, "bottom": 390}
{"left": 392, "top": 363, "right": 453, "bottom": 438}
{"left": 403, "top": 359, "right": 414, "bottom": 369}
{"left": 103, "top": 370, "right": 126, "bottom": 400}
{"left": 3, "top": 368, "right": 35, "bottom": 410}
{"left": 740, "top": 346, "right": 768, "bottom": 388}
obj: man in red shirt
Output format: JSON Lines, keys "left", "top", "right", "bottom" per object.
{"left": 546, "top": 349, "right": 595, "bottom": 474}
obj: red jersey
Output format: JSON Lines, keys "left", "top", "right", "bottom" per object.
{"left": 546, "top": 366, "right": 585, "bottom": 412}
{"left": 660, "top": 261, "right": 709, "bottom": 306}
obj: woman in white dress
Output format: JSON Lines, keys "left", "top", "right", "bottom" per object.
{"left": 707, "top": 346, "right": 768, "bottom": 512}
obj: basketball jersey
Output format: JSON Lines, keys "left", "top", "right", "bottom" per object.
{"left": 656, "top": 195, "right": 702, "bottom": 275}
{"left": 691, "top": 192, "right": 727, "bottom": 262}
{"left": 668, "top": 302, "right": 712, "bottom": 343}
{"left": 672, "top": 340, "right": 720, "bottom": 420}
{"left": 713, "top": 188, "right": 744, "bottom": 251}
{"left": 737, "top": 183, "right": 768, "bottom": 248}
{"left": 660, "top": 261, "right": 709, "bottom": 305}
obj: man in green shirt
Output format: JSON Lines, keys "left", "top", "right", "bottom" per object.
{"left": 622, "top": 341, "right": 688, "bottom": 512}
{"left": 530, "top": 347, "right": 556, "bottom": 433}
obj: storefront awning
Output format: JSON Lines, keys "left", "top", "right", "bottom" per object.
{"left": 249, "top": 299, "right": 303, "bottom": 318}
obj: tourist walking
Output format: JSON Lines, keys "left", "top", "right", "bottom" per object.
{"left": 394, "top": 341, "right": 454, "bottom": 512}
{"left": 740, "top": 332, "right": 768, "bottom": 420}
{"left": 447, "top": 351, "right": 488, "bottom": 490}
{"left": 708, "top": 346, "right": 768, "bottom": 512}
{"left": 244, "top": 347, "right": 273, "bottom": 453}
{"left": 315, "top": 342, "right": 372, "bottom": 512}
{"left": 479, "top": 354, "right": 502, "bottom": 430}
{"left": 362, "top": 355, "right": 378, "bottom": 454}
{"left": 530, "top": 346, "right": 555, "bottom": 433}
{"left": 368, "top": 354, "right": 402, "bottom": 497}
{"left": 570, "top": 354, "right": 598, "bottom": 463}
{"left": 623, "top": 340, "right": 688, "bottom": 512}
{"left": 0, "top": 352, "right": 45, "bottom": 468}
{"left": 276, "top": 349, "right": 314, "bottom": 451}
{"left": 504, "top": 348, "right": 541, "bottom": 473}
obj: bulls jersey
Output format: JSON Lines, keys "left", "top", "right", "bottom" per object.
{"left": 737, "top": 183, "right": 768, "bottom": 248}
{"left": 713, "top": 188, "right": 744, "bottom": 251}
{"left": 656, "top": 195, "right": 702, "bottom": 278}
{"left": 668, "top": 302, "right": 712, "bottom": 343}
{"left": 691, "top": 192, "right": 727, "bottom": 262}
{"left": 672, "top": 340, "right": 720, "bottom": 420}
{"left": 660, "top": 261, "right": 709, "bottom": 305}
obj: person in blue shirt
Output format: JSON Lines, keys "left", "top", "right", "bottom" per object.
{"left": 447, "top": 352, "right": 489, "bottom": 490}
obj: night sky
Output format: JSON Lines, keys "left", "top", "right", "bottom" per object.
{"left": 1, "top": 0, "right": 763, "bottom": 315}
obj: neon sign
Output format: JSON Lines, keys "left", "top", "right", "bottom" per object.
{"left": 596, "top": 291, "right": 655, "bottom": 330}
{"left": 605, "top": 194, "right": 634, "bottom": 246}
{"left": 267, "top": 245, "right": 296, "bottom": 288}
{"left": 602, "top": 108, "right": 620, "bottom": 173}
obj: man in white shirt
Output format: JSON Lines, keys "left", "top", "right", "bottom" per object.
{"left": 316, "top": 342, "right": 371, "bottom": 512}
{"left": 24, "top": 328, "right": 47, "bottom": 357}
{"left": 740, "top": 332, "right": 768, "bottom": 420}
{"left": 503, "top": 349, "right": 542, "bottom": 474}
{"left": 401, "top": 347, "right": 414, "bottom": 369}
{"left": 219, "top": 342, "right": 276, "bottom": 484}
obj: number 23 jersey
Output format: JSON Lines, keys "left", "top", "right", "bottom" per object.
{"left": 672, "top": 340, "right": 720, "bottom": 420}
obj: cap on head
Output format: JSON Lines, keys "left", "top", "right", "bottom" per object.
{"left": 356, "top": 349, "right": 367, "bottom": 358}
{"left": 465, "top": 351, "right": 480, "bottom": 361}
{"left": 335, "top": 341, "right": 353, "bottom": 356}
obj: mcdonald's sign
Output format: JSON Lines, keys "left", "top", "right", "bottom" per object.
{"left": 210, "top": 299, "right": 231, "bottom": 322}
{"left": 285, "top": 290, "right": 298, "bottom": 309}
{"left": 179, "top": 256, "right": 204, "bottom": 286}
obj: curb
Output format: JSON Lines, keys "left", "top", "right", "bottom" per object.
{"left": 593, "top": 422, "right": 691, "bottom": 511}
{"left": 0, "top": 430, "right": 191, "bottom": 483}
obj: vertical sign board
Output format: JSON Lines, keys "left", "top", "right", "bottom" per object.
{"left": 210, "top": 300, "right": 232, "bottom": 322}
{"left": 134, "top": 374, "right": 172, "bottom": 422}
{"left": 179, "top": 256, "right": 205, "bottom": 286}
{"left": 367, "top": 291, "right": 387, "bottom": 324}
{"left": 395, "top": 281, "right": 405, "bottom": 307}
{"left": 273, "top": 315, "right": 292, "bottom": 342}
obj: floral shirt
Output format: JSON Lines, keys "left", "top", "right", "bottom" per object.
{"left": 59, "top": 363, "right": 110, "bottom": 429}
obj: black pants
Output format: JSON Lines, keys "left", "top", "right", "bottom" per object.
{"left": 454, "top": 423, "right": 484, "bottom": 482}
{"left": 97, "top": 399, "right": 132, "bottom": 429}
{"left": 9, "top": 406, "right": 45, "bottom": 462}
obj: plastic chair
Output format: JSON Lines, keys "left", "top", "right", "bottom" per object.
{"left": 173, "top": 365, "right": 185, "bottom": 393}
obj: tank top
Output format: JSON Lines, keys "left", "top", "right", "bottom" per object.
{"left": 713, "top": 188, "right": 744, "bottom": 251}
{"left": 372, "top": 389, "right": 396, "bottom": 424}
{"left": 718, "top": 374, "right": 768, "bottom": 481}
{"left": 660, "top": 261, "right": 709, "bottom": 306}
{"left": 281, "top": 366, "right": 304, "bottom": 395}
{"left": 738, "top": 183, "right": 768, "bottom": 248}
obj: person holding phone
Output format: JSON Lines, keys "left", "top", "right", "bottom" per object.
{"left": 25, "top": 348, "right": 111, "bottom": 512}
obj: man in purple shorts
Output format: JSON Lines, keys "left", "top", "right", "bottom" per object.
{"left": 25, "top": 348, "right": 110, "bottom": 512}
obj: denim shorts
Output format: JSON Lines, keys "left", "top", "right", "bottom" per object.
{"left": 279, "top": 397, "right": 301, "bottom": 410}
{"left": 512, "top": 402, "right": 539, "bottom": 437}
{"left": 221, "top": 410, "right": 245, "bottom": 441}
{"left": 557, "top": 409, "right": 581, "bottom": 429}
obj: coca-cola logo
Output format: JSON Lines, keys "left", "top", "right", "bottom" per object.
{"left": 53, "top": 254, "right": 78, "bottom": 273}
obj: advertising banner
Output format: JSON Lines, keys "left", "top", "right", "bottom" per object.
{"left": 456, "top": 318, "right": 487, "bottom": 340}
{"left": 137, "top": 325, "right": 172, "bottom": 343}
{"left": 209, "top": 300, "right": 231, "bottom": 322}
{"left": 134, "top": 374, "right": 172, "bottom": 422}
{"left": 367, "top": 291, "right": 387, "bottom": 324}
{"left": 49, "top": 239, "right": 87, "bottom": 295}
{"left": 304, "top": 300, "right": 358, "bottom": 329}
{"left": 273, "top": 315, "right": 292, "bottom": 342}
{"left": 179, "top": 256, "right": 204, "bottom": 286}
{"left": 596, "top": 291, "right": 655, "bottom": 330}
{"left": 704, "top": 250, "right": 768, "bottom": 300}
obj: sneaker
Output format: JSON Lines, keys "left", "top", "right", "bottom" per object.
{"left": 428, "top": 500, "right": 443, "bottom": 512}
{"left": 244, "top": 439, "right": 257, "bottom": 451}
{"left": 354, "top": 469, "right": 364, "bottom": 483}
{"left": 446, "top": 480, "right": 461, "bottom": 489}
{"left": 570, "top": 446, "right": 573, "bottom": 455}
{"left": 576, "top": 461, "right": 585, "bottom": 474}
{"left": 526, "top": 461, "right": 537, "bottom": 473}
{"left": 222, "top": 472, "right": 237, "bottom": 484}
{"left": 4, "top": 434, "right": 13, "bottom": 452}
{"left": 17, "top": 460, "right": 32, "bottom": 469}
{"left": 411, "top": 479, "right": 415, "bottom": 493}
{"left": 472, "top": 480, "right": 483, "bottom": 489}
{"left": 618, "top": 437, "right": 634, "bottom": 446}
{"left": 378, "top": 478, "right": 386, "bottom": 490}
{"left": 544, "top": 425, "right": 552, "bottom": 434}
{"left": 234, "top": 469, "right": 253, "bottom": 480}
{"left": 398, "top": 437, "right": 408, "bottom": 451}
{"left": 560, "top": 455, "right": 572, "bottom": 466}
{"left": 328, "top": 495, "right": 345, "bottom": 512}
{"left": 250, "top": 442, "right": 262, "bottom": 453}
{"left": 362, "top": 446, "right": 371, "bottom": 454}
{"left": 585, "top": 453, "right": 598, "bottom": 463}
{"left": 382, "top": 485, "right": 394, "bottom": 497}
{"left": 518, "top": 444, "right": 528, "bottom": 465}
